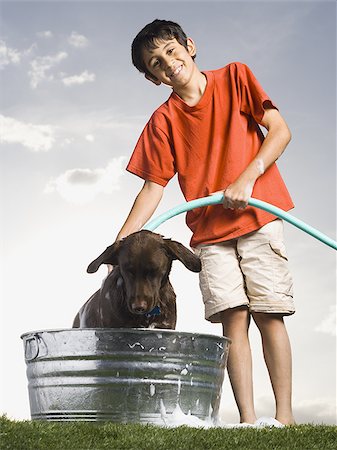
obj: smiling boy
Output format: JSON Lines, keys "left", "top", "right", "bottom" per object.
{"left": 114, "top": 19, "right": 295, "bottom": 425}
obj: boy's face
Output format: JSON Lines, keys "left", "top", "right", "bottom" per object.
{"left": 142, "top": 37, "right": 196, "bottom": 88}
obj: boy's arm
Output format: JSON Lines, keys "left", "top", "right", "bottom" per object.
{"left": 222, "top": 108, "right": 291, "bottom": 209}
{"left": 115, "top": 179, "right": 164, "bottom": 241}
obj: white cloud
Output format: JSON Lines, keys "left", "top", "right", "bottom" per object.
{"left": 28, "top": 51, "right": 67, "bottom": 89}
{"left": 61, "top": 70, "right": 95, "bottom": 86}
{"left": 256, "top": 395, "right": 336, "bottom": 425}
{"left": 61, "top": 137, "right": 74, "bottom": 147}
{"left": 0, "top": 115, "right": 56, "bottom": 152}
{"left": 293, "top": 398, "right": 336, "bottom": 425}
{"left": 36, "top": 31, "right": 53, "bottom": 39}
{"left": 0, "top": 40, "right": 36, "bottom": 70}
{"left": 0, "top": 40, "right": 21, "bottom": 69}
{"left": 44, "top": 157, "right": 126, "bottom": 204}
{"left": 85, "top": 134, "right": 95, "bottom": 142}
{"left": 68, "top": 31, "right": 89, "bottom": 48}
{"left": 315, "top": 305, "right": 336, "bottom": 337}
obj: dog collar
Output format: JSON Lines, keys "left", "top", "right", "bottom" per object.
{"left": 145, "top": 306, "right": 161, "bottom": 318}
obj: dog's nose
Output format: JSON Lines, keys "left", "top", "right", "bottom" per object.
{"left": 131, "top": 300, "right": 148, "bottom": 315}
{"left": 133, "top": 307, "right": 146, "bottom": 314}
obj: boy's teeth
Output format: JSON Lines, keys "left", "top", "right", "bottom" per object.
{"left": 171, "top": 66, "right": 182, "bottom": 77}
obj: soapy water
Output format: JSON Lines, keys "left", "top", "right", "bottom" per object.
{"left": 157, "top": 400, "right": 284, "bottom": 429}
{"left": 160, "top": 400, "right": 214, "bottom": 428}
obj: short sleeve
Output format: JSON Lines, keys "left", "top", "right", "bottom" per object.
{"left": 232, "top": 62, "right": 278, "bottom": 123}
{"left": 126, "top": 115, "right": 176, "bottom": 187}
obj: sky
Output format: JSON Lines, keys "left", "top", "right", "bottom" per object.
{"left": 0, "top": 0, "right": 336, "bottom": 425}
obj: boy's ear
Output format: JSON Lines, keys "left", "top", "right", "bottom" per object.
{"left": 187, "top": 38, "right": 196, "bottom": 58}
{"left": 145, "top": 73, "right": 161, "bottom": 86}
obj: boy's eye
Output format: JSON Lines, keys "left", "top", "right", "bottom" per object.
{"left": 152, "top": 60, "right": 160, "bottom": 68}
{"left": 167, "top": 48, "right": 174, "bottom": 55}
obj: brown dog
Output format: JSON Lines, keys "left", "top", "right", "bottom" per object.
{"left": 73, "top": 230, "right": 201, "bottom": 329}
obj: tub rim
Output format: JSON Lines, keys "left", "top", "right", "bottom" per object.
{"left": 20, "top": 327, "right": 232, "bottom": 344}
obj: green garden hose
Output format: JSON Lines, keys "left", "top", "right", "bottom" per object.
{"left": 144, "top": 193, "right": 337, "bottom": 251}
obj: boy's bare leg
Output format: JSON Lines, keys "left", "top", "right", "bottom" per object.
{"left": 252, "top": 313, "right": 295, "bottom": 425}
{"left": 221, "top": 306, "right": 257, "bottom": 424}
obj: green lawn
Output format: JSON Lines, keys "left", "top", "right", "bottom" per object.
{"left": 1, "top": 416, "right": 336, "bottom": 450}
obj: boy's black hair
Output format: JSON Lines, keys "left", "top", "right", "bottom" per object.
{"left": 131, "top": 19, "right": 196, "bottom": 76}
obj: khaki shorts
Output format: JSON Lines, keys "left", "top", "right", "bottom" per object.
{"left": 193, "top": 219, "right": 295, "bottom": 322}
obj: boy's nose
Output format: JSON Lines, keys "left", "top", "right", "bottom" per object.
{"left": 165, "top": 60, "right": 177, "bottom": 76}
{"left": 163, "top": 56, "right": 174, "bottom": 70}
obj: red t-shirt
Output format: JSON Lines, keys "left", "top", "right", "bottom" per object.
{"left": 127, "top": 62, "right": 294, "bottom": 247}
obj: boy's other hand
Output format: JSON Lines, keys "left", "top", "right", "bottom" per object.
{"left": 212, "top": 178, "right": 254, "bottom": 210}
{"left": 223, "top": 181, "right": 253, "bottom": 209}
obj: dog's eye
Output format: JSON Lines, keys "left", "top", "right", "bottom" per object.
{"left": 146, "top": 268, "right": 162, "bottom": 279}
{"left": 122, "top": 268, "right": 135, "bottom": 277}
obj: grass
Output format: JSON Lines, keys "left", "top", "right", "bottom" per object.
{"left": 1, "top": 415, "right": 336, "bottom": 450}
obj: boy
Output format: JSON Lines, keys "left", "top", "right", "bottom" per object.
{"left": 115, "top": 19, "right": 295, "bottom": 425}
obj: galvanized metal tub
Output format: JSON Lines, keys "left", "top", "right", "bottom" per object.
{"left": 21, "top": 328, "right": 230, "bottom": 423}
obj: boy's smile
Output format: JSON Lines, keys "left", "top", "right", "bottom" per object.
{"left": 169, "top": 64, "right": 183, "bottom": 79}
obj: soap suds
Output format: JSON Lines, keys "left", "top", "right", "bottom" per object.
{"left": 157, "top": 400, "right": 273, "bottom": 429}
{"left": 256, "top": 158, "right": 265, "bottom": 175}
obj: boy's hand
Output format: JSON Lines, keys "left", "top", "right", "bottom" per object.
{"left": 212, "top": 157, "right": 266, "bottom": 209}
{"left": 222, "top": 178, "right": 254, "bottom": 210}
{"left": 211, "top": 173, "right": 256, "bottom": 210}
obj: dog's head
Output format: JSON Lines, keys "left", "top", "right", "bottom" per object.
{"left": 87, "top": 230, "right": 201, "bottom": 315}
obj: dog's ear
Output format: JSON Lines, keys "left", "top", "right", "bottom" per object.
{"left": 164, "top": 240, "right": 201, "bottom": 273}
{"left": 87, "top": 241, "right": 122, "bottom": 273}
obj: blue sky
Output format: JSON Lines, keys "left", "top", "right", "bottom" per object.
{"left": 1, "top": 1, "right": 336, "bottom": 424}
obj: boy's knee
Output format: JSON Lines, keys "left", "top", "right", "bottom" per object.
{"left": 252, "top": 312, "right": 285, "bottom": 330}
{"left": 221, "top": 306, "right": 250, "bottom": 334}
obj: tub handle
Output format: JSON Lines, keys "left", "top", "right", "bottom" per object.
{"left": 24, "top": 334, "right": 40, "bottom": 361}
